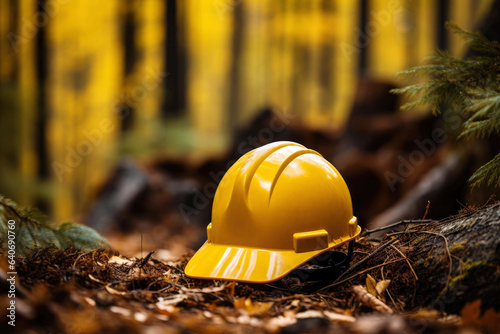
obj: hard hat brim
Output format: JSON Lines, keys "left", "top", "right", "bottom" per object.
{"left": 184, "top": 225, "right": 361, "bottom": 283}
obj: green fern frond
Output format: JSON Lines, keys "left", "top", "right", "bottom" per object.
{"left": 0, "top": 195, "right": 109, "bottom": 256}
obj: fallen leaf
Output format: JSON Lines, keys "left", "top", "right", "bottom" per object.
{"left": 226, "top": 316, "right": 237, "bottom": 324}
{"left": 366, "top": 274, "right": 378, "bottom": 297}
{"left": 438, "top": 315, "right": 461, "bottom": 325}
{"left": 131, "top": 268, "right": 148, "bottom": 279}
{"left": 234, "top": 297, "right": 273, "bottom": 315}
{"left": 11, "top": 299, "right": 34, "bottom": 320}
{"left": 236, "top": 314, "right": 263, "bottom": 326}
{"left": 323, "top": 311, "right": 356, "bottom": 323}
{"left": 105, "top": 286, "right": 127, "bottom": 296}
{"left": 83, "top": 297, "right": 96, "bottom": 307}
{"left": 181, "top": 285, "right": 226, "bottom": 293}
{"left": 88, "top": 274, "right": 107, "bottom": 284}
{"left": 265, "top": 314, "right": 297, "bottom": 332}
{"left": 134, "top": 312, "right": 148, "bottom": 322}
{"left": 365, "top": 274, "right": 391, "bottom": 303}
{"left": 375, "top": 279, "right": 391, "bottom": 297}
{"left": 461, "top": 299, "right": 500, "bottom": 329}
{"left": 157, "top": 294, "right": 188, "bottom": 307}
{"left": 410, "top": 308, "right": 441, "bottom": 320}
{"left": 353, "top": 285, "right": 393, "bottom": 314}
{"left": 109, "top": 306, "right": 132, "bottom": 317}
{"left": 156, "top": 304, "right": 177, "bottom": 316}
{"left": 108, "top": 256, "right": 134, "bottom": 265}
{"left": 296, "top": 310, "right": 325, "bottom": 319}
{"left": 155, "top": 314, "right": 170, "bottom": 321}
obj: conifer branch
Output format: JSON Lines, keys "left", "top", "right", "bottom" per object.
{"left": 468, "top": 153, "right": 500, "bottom": 188}
{"left": 0, "top": 195, "right": 109, "bottom": 256}
{"left": 392, "top": 22, "right": 500, "bottom": 188}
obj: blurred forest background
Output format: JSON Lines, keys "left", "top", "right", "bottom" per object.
{"left": 0, "top": 0, "right": 497, "bottom": 231}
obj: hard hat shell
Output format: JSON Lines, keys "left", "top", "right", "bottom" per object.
{"left": 185, "top": 141, "right": 360, "bottom": 283}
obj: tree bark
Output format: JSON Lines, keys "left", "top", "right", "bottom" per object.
{"left": 376, "top": 203, "right": 500, "bottom": 313}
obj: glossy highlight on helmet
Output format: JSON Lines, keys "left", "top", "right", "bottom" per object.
{"left": 185, "top": 141, "right": 361, "bottom": 283}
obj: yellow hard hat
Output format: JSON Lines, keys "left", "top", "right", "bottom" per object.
{"left": 185, "top": 141, "right": 360, "bottom": 283}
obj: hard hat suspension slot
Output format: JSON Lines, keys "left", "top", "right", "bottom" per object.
{"left": 288, "top": 240, "right": 354, "bottom": 284}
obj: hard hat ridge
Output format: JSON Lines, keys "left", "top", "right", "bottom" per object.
{"left": 232, "top": 141, "right": 305, "bottom": 204}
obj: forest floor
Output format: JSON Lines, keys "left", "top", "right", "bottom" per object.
{"left": 2, "top": 204, "right": 500, "bottom": 333}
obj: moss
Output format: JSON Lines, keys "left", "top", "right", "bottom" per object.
{"left": 411, "top": 236, "right": 427, "bottom": 245}
{"left": 448, "top": 260, "right": 494, "bottom": 289}
{"left": 462, "top": 259, "right": 492, "bottom": 272}
{"left": 414, "top": 255, "right": 434, "bottom": 269}
{"left": 449, "top": 275, "right": 465, "bottom": 289}
{"left": 449, "top": 243, "right": 465, "bottom": 254}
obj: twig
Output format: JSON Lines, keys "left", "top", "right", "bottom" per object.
{"left": 352, "top": 285, "right": 393, "bottom": 314}
{"left": 139, "top": 251, "right": 155, "bottom": 268}
{"left": 162, "top": 264, "right": 184, "bottom": 275}
{"left": 390, "top": 244, "right": 418, "bottom": 281}
{"left": 354, "top": 250, "right": 371, "bottom": 256}
{"left": 228, "top": 281, "right": 236, "bottom": 299}
{"left": 339, "top": 238, "right": 399, "bottom": 279}
{"left": 422, "top": 201, "right": 430, "bottom": 221}
{"left": 145, "top": 278, "right": 164, "bottom": 291}
{"left": 320, "top": 258, "right": 407, "bottom": 290}
{"left": 385, "top": 230, "right": 452, "bottom": 296}
{"left": 317, "top": 237, "right": 400, "bottom": 292}
{"left": 437, "top": 202, "right": 499, "bottom": 224}
{"left": 364, "top": 219, "right": 435, "bottom": 238}
{"left": 156, "top": 280, "right": 186, "bottom": 292}
{"left": 381, "top": 266, "right": 400, "bottom": 313}
{"left": 72, "top": 252, "right": 88, "bottom": 271}
{"left": 320, "top": 295, "right": 333, "bottom": 309}
{"left": 392, "top": 241, "right": 419, "bottom": 305}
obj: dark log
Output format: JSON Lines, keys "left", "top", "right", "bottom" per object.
{"left": 368, "top": 149, "right": 474, "bottom": 229}
{"left": 380, "top": 203, "right": 500, "bottom": 314}
{"left": 85, "top": 158, "right": 148, "bottom": 232}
